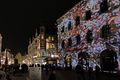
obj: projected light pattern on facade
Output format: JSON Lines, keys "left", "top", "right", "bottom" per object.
{"left": 57, "top": 0, "right": 120, "bottom": 69}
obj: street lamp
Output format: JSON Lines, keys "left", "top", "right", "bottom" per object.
{"left": 51, "top": 54, "right": 54, "bottom": 58}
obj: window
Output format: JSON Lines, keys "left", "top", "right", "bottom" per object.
{"left": 76, "top": 35, "right": 81, "bottom": 45}
{"left": 100, "top": 0, "right": 108, "bottom": 14}
{"left": 86, "top": 29, "right": 93, "bottom": 43}
{"left": 68, "top": 21, "right": 72, "bottom": 30}
{"left": 85, "top": 10, "right": 92, "bottom": 20}
{"left": 75, "top": 16, "right": 80, "bottom": 26}
{"left": 61, "top": 26, "right": 64, "bottom": 32}
{"left": 68, "top": 38, "right": 72, "bottom": 47}
{"left": 100, "top": 24, "right": 110, "bottom": 39}
{"left": 61, "top": 40, "right": 65, "bottom": 49}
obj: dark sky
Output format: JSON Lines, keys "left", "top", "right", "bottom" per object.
{"left": 0, "top": 0, "right": 80, "bottom": 54}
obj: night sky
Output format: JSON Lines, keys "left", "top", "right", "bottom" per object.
{"left": 0, "top": 0, "right": 80, "bottom": 54}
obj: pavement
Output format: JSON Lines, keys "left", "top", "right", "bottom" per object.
{"left": 29, "top": 66, "right": 42, "bottom": 80}
{"left": 10, "top": 72, "right": 30, "bottom": 80}
{"left": 6, "top": 67, "right": 120, "bottom": 80}
{"left": 42, "top": 69, "right": 120, "bottom": 80}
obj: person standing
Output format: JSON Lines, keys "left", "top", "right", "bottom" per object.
{"left": 48, "top": 70, "right": 56, "bottom": 80}
{"left": 95, "top": 65, "right": 100, "bottom": 80}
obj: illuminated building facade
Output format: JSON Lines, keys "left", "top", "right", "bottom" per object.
{"left": 28, "top": 27, "right": 46, "bottom": 64}
{"left": 1, "top": 49, "right": 14, "bottom": 65}
{"left": 0, "top": 34, "right": 2, "bottom": 66}
{"left": 45, "top": 35, "right": 58, "bottom": 64}
{"left": 28, "top": 34, "right": 41, "bottom": 64}
{"left": 57, "top": 0, "right": 120, "bottom": 69}
{"left": 28, "top": 27, "right": 58, "bottom": 64}
{"left": 0, "top": 34, "right": 2, "bottom": 53}
{"left": 46, "top": 36, "right": 56, "bottom": 50}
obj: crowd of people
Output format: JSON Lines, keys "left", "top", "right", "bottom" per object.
{"left": 0, "top": 63, "right": 29, "bottom": 80}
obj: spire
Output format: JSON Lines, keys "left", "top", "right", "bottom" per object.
{"left": 35, "top": 28, "right": 38, "bottom": 37}
{"left": 32, "top": 36, "right": 34, "bottom": 41}
{"left": 29, "top": 38, "right": 31, "bottom": 44}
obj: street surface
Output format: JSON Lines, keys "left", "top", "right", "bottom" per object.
{"left": 7, "top": 67, "right": 120, "bottom": 80}
{"left": 29, "top": 66, "right": 42, "bottom": 80}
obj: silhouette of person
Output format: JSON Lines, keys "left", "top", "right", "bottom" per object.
{"left": 95, "top": 65, "right": 100, "bottom": 80}
{"left": 88, "top": 67, "right": 93, "bottom": 80}
{"left": 75, "top": 64, "right": 85, "bottom": 80}
{"left": 6, "top": 75, "right": 11, "bottom": 80}
{"left": 48, "top": 71, "right": 56, "bottom": 80}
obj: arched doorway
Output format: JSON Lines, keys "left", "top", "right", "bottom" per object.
{"left": 78, "top": 51, "right": 89, "bottom": 70}
{"left": 100, "top": 49, "right": 118, "bottom": 71}
{"left": 64, "top": 54, "right": 72, "bottom": 70}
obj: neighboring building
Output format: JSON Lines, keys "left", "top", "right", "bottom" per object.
{"left": 28, "top": 34, "right": 41, "bottom": 64}
{"left": 15, "top": 52, "right": 23, "bottom": 64}
{"left": 28, "top": 27, "right": 46, "bottom": 64}
{"left": 57, "top": 0, "right": 120, "bottom": 69}
{"left": 1, "top": 49, "right": 14, "bottom": 65}
{"left": 45, "top": 35, "right": 58, "bottom": 64}
{"left": 46, "top": 36, "right": 55, "bottom": 50}
{"left": 28, "top": 26, "right": 58, "bottom": 65}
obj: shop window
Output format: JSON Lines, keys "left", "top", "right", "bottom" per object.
{"left": 68, "top": 21, "right": 72, "bottom": 30}
{"left": 85, "top": 10, "right": 92, "bottom": 20}
{"left": 100, "top": 0, "right": 108, "bottom": 14}
{"left": 86, "top": 29, "right": 93, "bottom": 43}
{"left": 75, "top": 16, "right": 80, "bottom": 26}
{"left": 100, "top": 24, "right": 110, "bottom": 39}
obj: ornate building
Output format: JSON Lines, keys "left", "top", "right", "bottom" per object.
{"left": 27, "top": 26, "right": 58, "bottom": 65}
{"left": 45, "top": 35, "right": 58, "bottom": 64}
{"left": 28, "top": 27, "right": 46, "bottom": 64}
{"left": 57, "top": 0, "right": 120, "bottom": 69}
{"left": 1, "top": 49, "right": 14, "bottom": 65}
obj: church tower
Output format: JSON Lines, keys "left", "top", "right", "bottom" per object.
{"left": 40, "top": 26, "right": 46, "bottom": 50}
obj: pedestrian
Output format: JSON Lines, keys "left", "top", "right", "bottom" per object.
{"left": 95, "top": 65, "right": 100, "bottom": 80}
{"left": 45, "top": 64, "right": 49, "bottom": 75}
{"left": 6, "top": 75, "right": 11, "bottom": 80}
{"left": 75, "top": 64, "right": 85, "bottom": 80}
{"left": 48, "top": 70, "right": 56, "bottom": 80}
{"left": 75, "top": 64, "right": 81, "bottom": 80}
{"left": 88, "top": 67, "right": 93, "bottom": 80}
{"left": 0, "top": 69, "right": 6, "bottom": 80}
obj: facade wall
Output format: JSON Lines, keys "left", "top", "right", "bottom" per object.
{"left": 28, "top": 35, "right": 41, "bottom": 63}
{"left": 57, "top": 0, "right": 120, "bottom": 68}
{"left": 1, "top": 49, "right": 14, "bottom": 65}
{"left": 28, "top": 27, "right": 46, "bottom": 64}
{"left": 0, "top": 34, "right": 2, "bottom": 53}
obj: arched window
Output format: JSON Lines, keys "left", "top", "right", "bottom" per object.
{"left": 75, "top": 16, "right": 80, "bottom": 26}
